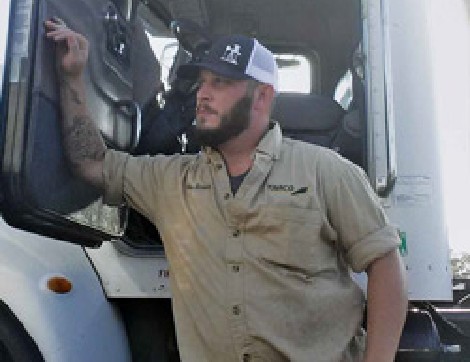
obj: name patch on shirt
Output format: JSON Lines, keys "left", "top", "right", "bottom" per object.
{"left": 185, "top": 183, "right": 212, "bottom": 190}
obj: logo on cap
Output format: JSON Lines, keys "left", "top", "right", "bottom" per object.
{"left": 220, "top": 44, "right": 242, "bottom": 65}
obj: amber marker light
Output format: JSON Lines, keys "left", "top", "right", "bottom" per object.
{"left": 46, "top": 276, "right": 73, "bottom": 294}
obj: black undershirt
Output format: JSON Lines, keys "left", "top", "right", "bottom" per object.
{"left": 229, "top": 170, "right": 249, "bottom": 195}
{"left": 227, "top": 123, "right": 273, "bottom": 195}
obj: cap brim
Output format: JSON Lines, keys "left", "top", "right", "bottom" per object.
{"left": 177, "top": 61, "right": 251, "bottom": 81}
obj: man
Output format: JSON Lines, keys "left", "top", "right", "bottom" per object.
{"left": 45, "top": 18, "right": 407, "bottom": 362}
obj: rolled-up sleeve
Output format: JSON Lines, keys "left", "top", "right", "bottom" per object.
{"left": 103, "top": 149, "right": 129, "bottom": 206}
{"left": 324, "top": 160, "right": 400, "bottom": 272}
{"left": 102, "top": 149, "right": 180, "bottom": 224}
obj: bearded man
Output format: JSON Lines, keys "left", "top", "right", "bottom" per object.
{"left": 45, "top": 19, "right": 407, "bottom": 362}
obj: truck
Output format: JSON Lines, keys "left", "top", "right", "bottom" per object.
{"left": 0, "top": 0, "right": 469, "bottom": 360}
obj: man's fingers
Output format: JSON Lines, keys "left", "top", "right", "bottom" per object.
{"left": 47, "top": 30, "right": 73, "bottom": 40}
{"left": 44, "top": 19, "right": 66, "bottom": 31}
{"left": 45, "top": 26, "right": 72, "bottom": 41}
{"left": 44, "top": 17, "right": 88, "bottom": 51}
{"left": 44, "top": 17, "right": 88, "bottom": 76}
{"left": 46, "top": 30, "right": 83, "bottom": 51}
{"left": 51, "top": 16, "right": 66, "bottom": 26}
{"left": 44, "top": 20, "right": 58, "bottom": 29}
{"left": 46, "top": 16, "right": 66, "bottom": 27}
{"left": 45, "top": 29, "right": 68, "bottom": 38}
{"left": 45, "top": 24, "right": 88, "bottom": 52}
{"left": 48, "top": 32, "right": 71, "bottom": 43}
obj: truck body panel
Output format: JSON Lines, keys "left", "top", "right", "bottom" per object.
{"left": 0, "top": 219, "right": 130, "bottom": 361}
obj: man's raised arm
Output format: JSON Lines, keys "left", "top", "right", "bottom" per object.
{"left": 45, "top": 18, "right": 106, "bottom": 189}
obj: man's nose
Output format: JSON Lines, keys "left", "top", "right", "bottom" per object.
{"left": 196, "top": 80, "right": 211, "bottom": 101}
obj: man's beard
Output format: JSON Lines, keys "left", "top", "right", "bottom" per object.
{"left": 194, "top": 93, "right": 253, "bottom": 148}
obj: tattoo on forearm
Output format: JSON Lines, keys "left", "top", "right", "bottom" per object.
{"left": 64, "top": 115, "right": 105, "bottom": 162}
{"left": 60, "top": 78, "right": 82, "bottom": 105}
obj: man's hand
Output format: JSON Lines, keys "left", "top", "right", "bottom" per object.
{"left": 44, "top": 18, "right": 89, "bottom": 80}
{"left": 44, "top": 19, "right": 106, "bottom": 189}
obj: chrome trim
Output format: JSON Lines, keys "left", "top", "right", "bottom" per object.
{"left": 377, "top": 0, "right": 397, "bottom": 197}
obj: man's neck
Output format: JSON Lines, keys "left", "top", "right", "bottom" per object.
{"left": 218, "top": 138, "right": 256, "bottom": 177}
{"left": 217, "top": 120, "right": 269, "bottom": 177}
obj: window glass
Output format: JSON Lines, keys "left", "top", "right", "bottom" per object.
{"left": 334, "top": 70, "right": 353, "bottom": 110}
{"left": 0, "top": 0, "right": 11, "bottom": 96}
{"left": 275, "top": 54, "right": 311, "bottom": 93}
{"left": 137, "top": 2, "right": 178, "bottom": 91}
{"left": 146, "top": 35, "right": 178, "bottom": 90}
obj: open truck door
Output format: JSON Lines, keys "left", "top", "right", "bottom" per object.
{"left": 1, "top": 0, "right": 161, "bottom": 247}
{"left": 0, "top": 1, "right": 179, "bottom": 360}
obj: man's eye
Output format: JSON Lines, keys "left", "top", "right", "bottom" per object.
{"left": 193, "top": 79, "right": 202, "bottom": 90}
{"left": 195, "top": 76, "right": 232, "bottom": 90}
{"left": 215, "top": 77, "right": 234, "bottom": 87}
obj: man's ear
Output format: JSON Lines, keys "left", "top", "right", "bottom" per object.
{"left": 253, "top": 84, "right": 275, "bottom": 112}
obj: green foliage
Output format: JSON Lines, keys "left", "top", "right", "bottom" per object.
{"left": 451, "top": 252, "right": 470, "bottom": 278}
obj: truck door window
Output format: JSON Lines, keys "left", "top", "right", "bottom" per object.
{"left": 147, "top": 37, "right": 178, "bottom": 90}
{"left": 334, "top": 70, "right": 353, "bottom": 110}
{"left": 0, "top": 0, "right": 163, "bottom": 246}
{"left": 275, "top": 54, "right": 312, "bottom": 93}
{"left": 0, "top": 1, "right": 10, "bottom": 95}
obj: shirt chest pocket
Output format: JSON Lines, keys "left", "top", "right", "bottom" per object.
{"left": 244, "top": 206, "right": 336, "bottom": 274}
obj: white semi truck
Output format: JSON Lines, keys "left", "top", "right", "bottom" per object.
{"left": 0, "top": 0, "right": 468, "bottom": 360}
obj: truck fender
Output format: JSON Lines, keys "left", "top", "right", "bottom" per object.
{"left": 0, "top": 218, "right": 131, "bottom": 362}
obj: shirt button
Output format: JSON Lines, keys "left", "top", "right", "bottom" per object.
{"left": 232, "top": 229, "right": 241, "bottom": 237}
{"left": 215, "top": 164, "right": 223, "bottom": 170}
{"left": 232, "top": 305, "right": 241, "bottom": 315}
{"left": 224, "top": 193, "right": 231, "bottom": 200}
{"left": 232, "top": 265, "right": 240, "bottom": 273}
{"left": 242, "top": 353, "right": 251, "bottom": 362}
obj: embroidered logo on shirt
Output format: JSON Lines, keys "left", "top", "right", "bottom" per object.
{"left": 185, "top": 183, "right": 212, "bottom": 190}
{"left": 268, "top": 184, "right": 294, "bottom": 192}
{"left": 268, "top": 184, "right": 309, "bottom": 195}
{"left": 291, "top": 187, "right": 309, "bottom": 195}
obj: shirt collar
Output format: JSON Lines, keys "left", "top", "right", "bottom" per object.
{"left": 255, "top": 121, "right": 282, "bottom": 160}
{"left": 201, "top": 121, "right": 283, "bottom": 161}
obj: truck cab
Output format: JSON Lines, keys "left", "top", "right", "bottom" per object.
{"left": 0, "top": 0, "right": 469, "bottom": 360}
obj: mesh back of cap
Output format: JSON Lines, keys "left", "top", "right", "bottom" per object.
{"left": 245, "top": 40, "right": 279, "bottom": 91}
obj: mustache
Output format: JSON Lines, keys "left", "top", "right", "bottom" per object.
{"left": 196, "top": 104, "right": 218, "bottom": 115}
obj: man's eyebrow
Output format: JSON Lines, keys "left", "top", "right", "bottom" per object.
{"left": 214, "top": 75, "right": 239, "bottom": 84}
{"left": 197, "top": 74, "right": 236, "bottom": 84}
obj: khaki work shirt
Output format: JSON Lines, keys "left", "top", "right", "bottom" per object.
{"left": 103, "top": 123, "right": 400, "bottom": 362}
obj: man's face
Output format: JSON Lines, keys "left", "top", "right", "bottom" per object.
{"left": 194, "top": 70, "right": 254, "bottom": 147}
